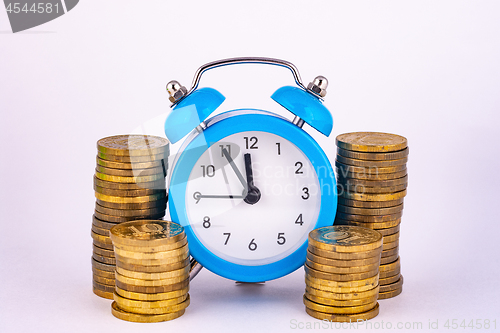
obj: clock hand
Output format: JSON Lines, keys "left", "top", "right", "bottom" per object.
{"left": 243, "top": 153, "right": 261, "bottom": 205}
{"left": 193, "top": 191, "right": 245, "bottom": 204}
{"left": 222, "top": 148, "right": 248, "bottom": 196}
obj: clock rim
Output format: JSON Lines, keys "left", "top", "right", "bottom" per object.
{"left": 168, "top": 109, "right": 337, "bottom": 282}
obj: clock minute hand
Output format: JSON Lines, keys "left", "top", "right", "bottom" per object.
{"left": 222, "top": 148, "right": 248, "bottom": 196}
{"left": 193, "top": 191, "right": 245, "bottom": 204}
{"left": 243, "top": 153, "right": 261, "bottom": 205}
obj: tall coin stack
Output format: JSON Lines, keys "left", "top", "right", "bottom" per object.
{"left": 334, "top": 132, "right": 408, "bottom": 300}
{"left": 91, "top": 135, "right": 170, "bottom": 299}
{"left": 109, "top": 220, "right": 190, "bottom": 323}
{"left": 304, "top": 226, "right": 383, "bottom": 322}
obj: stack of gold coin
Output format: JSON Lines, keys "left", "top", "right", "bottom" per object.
{"left": 109, "top": 220, "right": 190, "bottom": 322}
{"left": 334, "top": 132, "right": 408, "bottom": 300}
{"left": 91, "top": 135, "right": 170, "bottom": 299}
{"left": 304, "top": 226, "right": 383, "bottom": 322}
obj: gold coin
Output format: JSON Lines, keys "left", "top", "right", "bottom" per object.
{"left": 92, "top": 215, "right": 118, "bottom": 229}
{"left": 95, "top": 171, "right": 165, "bottom": 184}
{"left": 115, "top": 278, "right": 189, "bottom": 294}
{"left": 338, "top": 174, "right": 408, "bottom": 187}
{"left": 380, "top": 257, "right": 400, "bottom": 272}
{"left": 116, "top": 257, "right": 191, "bottom": 273}
{"left": 116, "top": 286, "right": 189, "bottom": 301}
{"left": 95, "top": 192, "right": 166, "bottom": 204}
{"left": 306, "top": 259, "right": 380, "bottom": 275}
{"left": 308, "top": 226, "right": 383, "bottom": 253}
{"left": 115, "top": 251, "right": 190, "bottom": 266}
{"left": 335, "top": 218, "right": 402, "bottom": 229}
{"left": 110, "top": 220, "right": 185, "bottom": 247}
{"left": 95, "top": 203, "right": 165, "bottom": 217}
{"left": 338, "top": 183, "right": 407, "bottom": 194}
{"left": 338, "top": 197, "right": 404, "bottom": 208}
{"left": 111, "top": 302, "right": 184, "bottom": 323}
{"left": 94, "top": 184, "right": 165, "bottom": 197}
{"left": 382, "top": 239, "right": 399, "bottom": 251}
{"left": 96, "top": 198, "right": 167, "bottom": 210}
{"left": 381, "top": 253, "right": 399, "bottom": 265}
{"left": 380, "top": 266, "right": 401, "bottom": 279}
{"left": 97, "top": 135, "right": 170, "bottom": 156}
{"left": 304, "top": 292, "right": 378, "bottom": 307}
{"left": 92, "top": 257, "right": 115, "bottom": 272}
{"left": 114, "top": 243, "right": 188, "bottom": 260}
{"left": 114, "top": 292, "right": 187, "bottom": 309}
{"left": 376, "top": 224, "right": 401, "bottom": 236}
{"left": 335, "top": 161, "right": 407, "bottom": 174}
{"left": 93, "top": 267, "right": 115, "bottom": 279}
{"left": 336, "top": 211, "right": 403, "bottom": 222}
{"left": 308, "top": 245, "right": 382, "bottom": 260}
{"left": 380, "top": 275, "right": 403, "bottom": 292}
{"left": 115, "top": 295, "right": 189, "bottom": 315}
{"left": 305, "top": 302, "right": 379, "bottom": 322}
{"left": 379, "top": 273, "right": 401, "bottom": 285}
{"left": 382, "top": 232, "right": 399, "bottom": 244}
{"left": 336, "top": 155, "right": 408, "bottom": 167}
{"left": 116, "top": 265, "right": 189, "bottom": 280}
{"left": 378, "top": 286, "right": 403, "bottom": 300}
{"left": 94, "top": 274, "right": 115, "bottom": 285}
{"left": 93, "top": 280, "right": 115, "bottom": 293}
{"left": 304, "top": 295, "right": 377, "bottom": 314}
{"left": 114, "top": 236, "right": 187, "bottom": 253}
{"left": 94, "top": 176, "right": 166, "bottom": 191}
{"left": 98, "top": 151, "right": 167, "bottom": 163}
{"left": 340, "top": 189, "right": 407, "bottom": 202}
{"left": 337, "top": 147, "right": 409, "bottom": 161}
{"left": 381, "top": 246, "right": 399, "bottom": 258}
{"left": 306, "top": 250, "right": 380, "bottom": 268}
{"left": 93, "top": 252, "right": 116, "bottom": 265}
{"left": 305, "top": 265, "right": 378, "bottom": 282}
{"left": 91, "top": 230, "right": 113, "bottom": 245}
{"left": 336, "top": 132, "right": 407, "bottom": 153}
{"left": 94, "top": 210, "right": 165, "bottom": 223}
{"left": 336, "top": 168, "right": 407, "bottom": 180}
{"left": 93, "top": 286, "right": 113, "bottom": 299}
{"left": 306, "top": 274, "right": 379, "bottom": 289}
{"left": 115, "top": 271, "right": 186, "bottom": 287}
{"left": 91, "top": 224, "right": 110, "bottom": 237}
{"left": 96, "top": 156, "right": 165, "bottom": 170}
{"left": 96, "top": 165, "right": 165, "bottom": 177}
{"left": 305, "top": 285, "right": 379, "bottom": 301}
{"left": 306, "top": 277, "right": 378, "bottom": 293}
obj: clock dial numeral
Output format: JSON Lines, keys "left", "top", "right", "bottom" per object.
{"left": 203, "top": 216, "right": 211, "bottom": 228}
{"left": 277, "top": 233, "right": 286, "bottom": 245}
{"left": 295, "top": 214, "right": 304, "bottom": 226}
{"left": 302, "top": 187, "right": 310, "bottom": 200}
{"left": 295, "top": 161, "right": 304, "bottom": 174}
{"left": 219, "top": 144, "right": 231, "bottom": 157}
{"left": 244, "top": 136, "right": 258, "bottom": 149}
{"left": 223, "top": 232, "right": 231, "bottom": 245}
{"left": 276, "top": 142, "right": 281, "bottom": 155}
{"left": 248, "top": 239, "right": 258, "bottom": 251}
{"left": 201, "top": 165, "right": 215, "bottom": 177}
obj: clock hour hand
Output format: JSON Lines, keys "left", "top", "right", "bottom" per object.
{"left": 222, "top": 148, "right": 248, "bottom": 196}
{"left": 243, "top": 153, "right": 261, "bottom": 205}
{"left": 193, "top": 191, "right": 245, "bottom": 204}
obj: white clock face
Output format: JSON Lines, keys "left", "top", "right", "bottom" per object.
{"left": 185, "top": 131, "right": 321, "bottom": 266}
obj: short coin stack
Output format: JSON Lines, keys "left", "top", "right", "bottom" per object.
{"left": 304, "top": 226, "right": 383, "bottom": 322}
{"left": 109, "top": 220, "right": 191, "bottom": 322}
{"left": 91, "top": 135, "right": 169, "bottom": 299}
{"left": 334, "top": 132, "right": 408, "bottom": 300}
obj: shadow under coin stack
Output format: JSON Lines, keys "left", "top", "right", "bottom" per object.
{"left": 91, "top": 135, "right": 169, "bottom": 299}
{"left": 109, "top": 220, "right": 190, "bottom": 323}
{"left": 304, "top": 226, "right": 383, "bottom": 322}
{"left": 334, "top": 132, "right": 408, "bottom": 300}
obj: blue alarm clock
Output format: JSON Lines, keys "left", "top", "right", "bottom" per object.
{"left": 164, "top": 57, "right": 337, "bottom": 282}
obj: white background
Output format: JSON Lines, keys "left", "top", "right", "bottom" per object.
{"left": 1, "top": 1, "right": 499, "bottom": 332}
